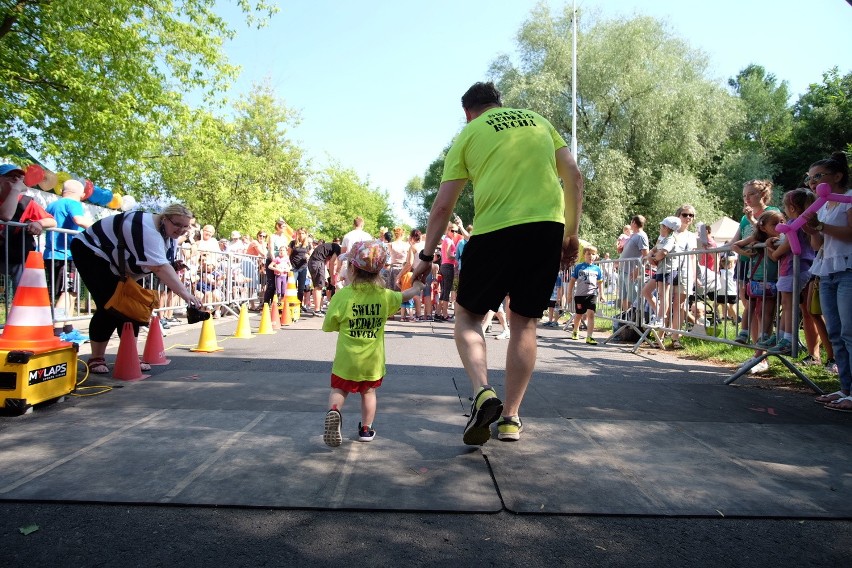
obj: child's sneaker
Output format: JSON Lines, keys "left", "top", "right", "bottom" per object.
{"left": 748, "top": 358, "right": 770, "bottom": 374}
{"left": 323, "top": 408, "right": 342, "bottom": 447}
{"left": 495, "top": 329, "right": 510, "bottom": 340}
{"left": 358, "top": 422, "right": 375, "bottom": 442}
{"left": 496, "top": 416, "right": 523, "bottom": 441}
{"left": 799, "top": 355, "right": 821, "bottom": 366}
{"left": 571, "top": 330, "right": 579, "bottom": 340}
{"left": 733, "top": 330, "right": 750, "bottom": 344}
{"left": 756, "top": 334, "right": 776, "bottom": 348}
{"left": 825, "top": 358, "right": 839, "bottom": 374}
{"left": 585, "top": 336, "right": 598, "bottom": 345}
{"left": 770, "top": 338, "right": 792, "bottom": 354}
{"left": 463, "top": 386, "right": 503, "bottom": 446}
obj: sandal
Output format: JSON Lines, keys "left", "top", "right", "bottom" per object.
{"left": 87, "top": 357, "right": 110, "bottom": 375}
{"left": 824, "top": 395, "right": 852, "bottom": 413}
{"left": 814, "top": 390, "right": 846, "bottom": 405}
{"left": 670, "top": 339, "right": 684, "bottom": 350}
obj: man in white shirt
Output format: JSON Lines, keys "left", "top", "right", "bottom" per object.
{"left": 196, "top": 224, "right": 220, "bottom": 253}
{"left": 338, "top": 216, "right": 373, "bottom": 285}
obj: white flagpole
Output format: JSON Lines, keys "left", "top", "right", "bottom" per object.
{"left": 571, "top": 0, "right": 578, "bottom": 157}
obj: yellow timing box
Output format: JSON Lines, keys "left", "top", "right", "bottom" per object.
{"left": 0, "top": 345, "right": 78, "bottom": 415}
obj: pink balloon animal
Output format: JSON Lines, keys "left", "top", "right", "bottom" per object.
{"left": 776, "top": 183, "right": 852, "bottom": 254}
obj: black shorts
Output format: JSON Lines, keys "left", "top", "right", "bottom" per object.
{"left": 45, "top": 259, "right": 78, "bottom": 297}
{"left": 457, "top": 221, "right": 563, "bottom": 318}
{"left": 574, "top": 294, "right": 597, "bottom": 315}
{"left": 308, "top": 260, "right": 327, "bottom": 288}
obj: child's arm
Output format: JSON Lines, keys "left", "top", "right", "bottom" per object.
{"left": 766, "top": 237, "right": 790, "bottom": 261}
{"left": 566, "top": 276, "right": 576, "bottom": 301}
{"left": 596, "top": 269, "right": 604, "bottom": 297}
{"left": 402, "top": 281, "right": 425, "bottom": 302}
{"left": 731, "top": 235, "right": 756, "bottom": 256}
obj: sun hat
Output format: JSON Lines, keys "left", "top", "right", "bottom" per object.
{"left": 660, "top": 216, "right": 681, "bottom": 230}
{"left": 347, "top": 240, "right": 387, "bottom": 274}
{"left": 230, "top": 230, "right": 241, "bottom": 239}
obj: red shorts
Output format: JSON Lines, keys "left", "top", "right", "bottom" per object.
{"left": 331, "top": 373, "right": 383, "bottom": 393}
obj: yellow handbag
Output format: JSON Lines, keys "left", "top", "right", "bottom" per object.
{"left": 809, "top": 278, "right": 822, "bottom": 316}
{"left": 103, "top": 213, "right": 160, "bottom": 325}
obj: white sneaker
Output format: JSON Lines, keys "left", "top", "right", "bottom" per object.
{"left": 749, "top": 359, "right": 769, "bottom": 374}
{"left": 495, "top": 330, "right": 511, "bottom": 340}
{"left": 647, "top": 317, "right": 662, "bottom": 328}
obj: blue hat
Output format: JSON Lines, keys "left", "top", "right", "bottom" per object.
{"left": 0, "top": 164, "right": 25, "bottom": 177}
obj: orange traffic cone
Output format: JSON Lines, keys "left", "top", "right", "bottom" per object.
{"left": 190, "top": 318, "right": 224, "bottom": 353}
{"left": 233, "top": 304, "right": 253, "bottom": 339}
{"left": 113, "top": 322, "right": 149, "bottom": 381}
{"left": 0, "top": 251, "right": 70, "bottom": 352}
{"left": 142, "top": 316, "right": 171, "bottom": 365}
{"left": 270, "top": 295, "right": 281, "bottom": 331}
{"left": 285, "top": 271, "right": 300, "bottom": 322}
{"left": 280, "top": 294, "right": 292, "bottom": 326}
{"left": 256, "top": 303, "right": 274, "bottom": 335}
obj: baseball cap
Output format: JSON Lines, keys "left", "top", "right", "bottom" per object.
{"left": 660, "top": 216, "right": 680, "bottom": 230}
{"left": 346, "top": 240, "right": 387, "bottom": 274}
{"left": 230, "top": 230, "right": 241, "bottom": 239}
{"left": 0, "top": 164, "right": 25, "bottom": 177}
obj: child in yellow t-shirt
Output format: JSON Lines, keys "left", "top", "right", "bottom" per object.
{"left": 321, "top": 240, "right": 424, "bottom": 446}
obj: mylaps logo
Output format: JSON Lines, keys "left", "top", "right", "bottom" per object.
{"left": 28, "top": 363, "right": 68, "bottom": 386}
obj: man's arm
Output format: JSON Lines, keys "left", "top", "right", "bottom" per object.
{"left": 0, "top": 179, "right": 23, "bottom": 221}
{"left": 411, "top": 179, "right": 466, "bottom": 281}
{"left": 555, "top": 147, "right": 584, "bottom": 268}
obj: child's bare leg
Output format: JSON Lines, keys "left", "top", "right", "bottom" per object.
{"left": 585, "top": 310, "right": 595, "bottom": 338}
{"left": 657, "top": 282, "right": 670, "bottom": 322}
{"left": 641, "top": 280, "right": 657, "bottom": 315}
{"left": 328, "top": 388, "right": 348, "bottom": 411}
{"left": 360, "top": 388, "right": 377, "bottom": 427}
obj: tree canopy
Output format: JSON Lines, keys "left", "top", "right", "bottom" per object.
{"left": 0, "top": 0, "right": 276, "bottom": 188}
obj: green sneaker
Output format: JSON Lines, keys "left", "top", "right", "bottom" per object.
{"left": 571, "top": 330, "right": 579, "bottom": 340}
{"left": 585, "top": 336, "right": 598, "bottom": 345}
{"left": 734, "top": 330, "right": 749, "bottom": 344}
{"left": 463, "top": 386, "right": 503, "bottom": 446}
{"left": 497, "top": 416, "right": 523, "bottom": 441}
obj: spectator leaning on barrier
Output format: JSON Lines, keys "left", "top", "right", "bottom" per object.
{"left": 618, "top": 215, "right": 649, "bottom": 312}
{"left": 0, "top": 164, "right": 57, "bottom": 302}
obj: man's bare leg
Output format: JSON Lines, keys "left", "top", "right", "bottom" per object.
{"left": 454, "top": 304, "right": 489, "bottom": 390}
{"left": 503, "top": 311, "right": 538, "bottom": 418}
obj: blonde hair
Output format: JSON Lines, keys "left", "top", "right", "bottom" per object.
{"left": 161, "top": 203, "right": 193, "bottom": 219}
{"left": 744, "top": 179, "right": 773, "bottom": 204}
{"left": 392, "top": 226, "right": 404, "bottom": 239}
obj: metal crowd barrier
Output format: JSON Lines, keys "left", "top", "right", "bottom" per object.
{"left": 0, "top": 222, "right": 265, "bottom": 327}
{"left": 590, "top": 244, "right": 822, "bottom": 393}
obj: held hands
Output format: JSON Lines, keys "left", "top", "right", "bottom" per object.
{"left": 411, "top": 258, "right": 431, "bottom": 283}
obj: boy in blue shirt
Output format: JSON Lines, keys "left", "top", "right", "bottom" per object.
{"left": 566, "top": 245, "right": 604, "bottom": 344}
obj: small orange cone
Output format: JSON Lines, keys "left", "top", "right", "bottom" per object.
{"left": 280, "top": 294, "right": 292, "bottom": 326}
{"left": 233, "top": 304, "right": 254, "bottom": 339}
{"left": 113, "top": 322, "right": 149, "bottom": 381}
{"left": 190, "top": 318, "right": 224, "bottom": 353}
{"left": 256, "top": 303, "right": 274, "bottom": 335}
{"left": 270, "top": 294, "right": 281, "bottom": 331}
{"left": 142, "top": 316, "right": 171, "bottom": 365}
{"left": 0, "top": 251, "right": 71, "bottom": 352}
{"left": 285, "top": 271, "right": 300, "bottom": 322}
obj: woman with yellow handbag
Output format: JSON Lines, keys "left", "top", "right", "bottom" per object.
{"left": 71, "top": 203, "right": 206, "bottom": 374}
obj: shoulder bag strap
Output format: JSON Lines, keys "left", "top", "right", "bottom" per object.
{"left": 115, "top": 213, "right": 129, "bottom": 280}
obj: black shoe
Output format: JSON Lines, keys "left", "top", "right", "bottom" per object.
{"left": 463, "top": 387, "right": 503, "bottom": 446}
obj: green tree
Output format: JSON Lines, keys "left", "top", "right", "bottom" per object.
{"left": 314, "top": 164, "right": 394, "bottom": 241}
{"left": 0, "top": 0, "right": 276, "bottom": 188}
{"left": 153, "top": 84, "right": 308, "bottom": 235}
{"left": 727, "top": 65, "right": 793, "bottom": 155}
{"left": 773, "top": 68, "right": 852, "bottom": 191}
{"left": 488, "top": 5, "right": 738, "bottom": 247}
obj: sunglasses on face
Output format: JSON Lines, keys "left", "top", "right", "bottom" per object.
{"left": 680, "top": 213, "right": 695, "bottom": 218}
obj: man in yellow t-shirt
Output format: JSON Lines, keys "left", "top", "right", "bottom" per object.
{"left": 412, "top": 81, "right": 584, "bottom": 445}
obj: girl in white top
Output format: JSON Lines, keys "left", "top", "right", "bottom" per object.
{"left": 804, "top": 152, "right": 852, "bottom": 409}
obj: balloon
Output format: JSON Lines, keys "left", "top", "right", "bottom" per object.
{"left": 777, "top": 183, "right": 852, "bottom": 254}
{"left": 83, "top": 180, "right": 94, "bottom": 200}
{"left": 108, "top": 193, "right": 122, "bottom": 209}
{"left": 121, "top": 195, "right": 137, "bottom": 211}
{"left": 23, "top": 164, "right": 44, "bottom": 187}
{"left": 90, "top": 186, "right": 112, "bottom": 206}
{"left": 38, "top": 170, "right": 57, "bottom": 191}
{"left": 54, "top": 172, "right": 71, "bottom": 194}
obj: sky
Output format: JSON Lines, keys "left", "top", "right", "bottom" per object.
{"left": 218, "top": 0, "right": 851, "bottom": 224}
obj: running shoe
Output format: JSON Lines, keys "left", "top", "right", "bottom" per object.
{"left": 323, "top": 408, "right": 342, "bottom": 447}
{"left": 769, "top": 338, "right": 792, "bottom": 354}
{"left": 799, "top": 355, "right": 821, "bottom": 366}
{"left": 733, "top": 330, "right": 750, "bottom": 344}
{"left": 749, "top": 358, "right": 770, "bottom": 374}
{"left": 571, "top": 330, "right": 579, "bottom": 340}
{"left": 756, "top": 334, "right": 777, "bottom": 349}
{"left": 463, "top": 387, "right": 503, "bottom": 446}
{"left": 358, "top": 422, "right": 375, "bottom": 442}
{"left": 496, "top": 416, "right": 523, "bottom": 441}
{"left": 825, "top": 359, "right": 839, "bottom": 374}
{"left": 60, "top": 329, "right": 90, "bottom": 344}
{"left": 585, "top": 336, "right": 598, "bottom": 345}
{"left": 495, "top": 330, "right": 510, "bottom": 340}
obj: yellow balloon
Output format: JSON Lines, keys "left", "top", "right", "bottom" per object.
{"left": 54, "top": 171, "right": 71, "bottom": 195}
{"left": 108, "top": 193, "right": 122, "bottom": 209}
